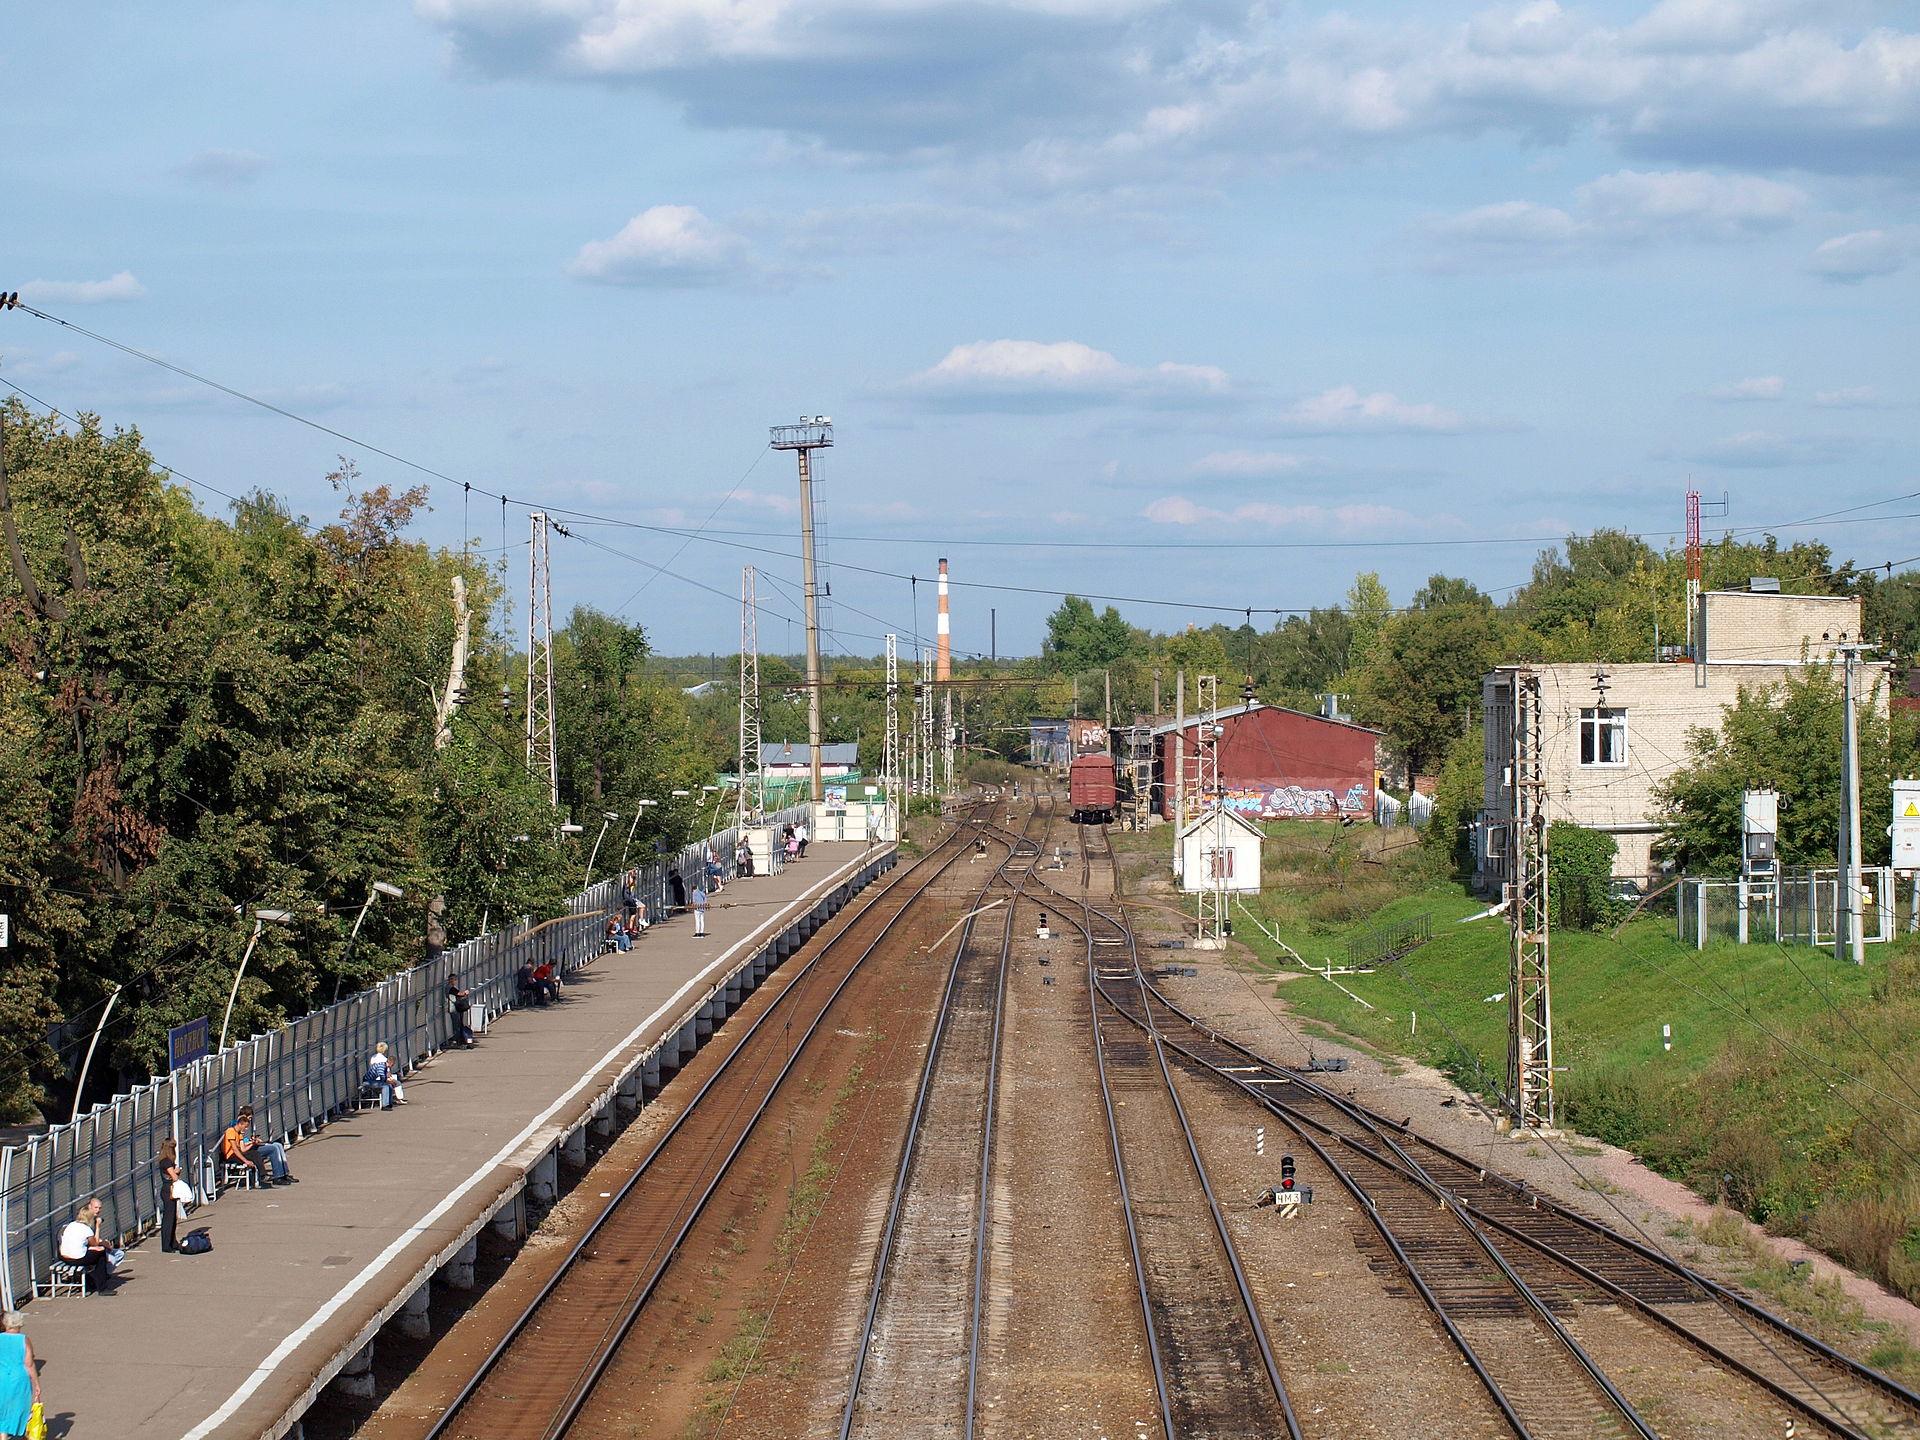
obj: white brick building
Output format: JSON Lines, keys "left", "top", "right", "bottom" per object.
{"left": 1479, "top": 588, "right": 1885, "bottom": 887}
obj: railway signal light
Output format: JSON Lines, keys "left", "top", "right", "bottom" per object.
{"left": 1280, "top": 1155, "right": 1295, "bottom": 1190}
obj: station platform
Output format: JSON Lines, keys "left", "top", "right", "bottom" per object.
{"left": 27, "top": 840, "right": 893, "bottom": 1440}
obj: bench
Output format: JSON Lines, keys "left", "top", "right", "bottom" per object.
{"left": 36, "top": 1259, "right": 90, "bottom": 1299}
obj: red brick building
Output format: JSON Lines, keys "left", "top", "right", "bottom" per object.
{"left": 1153, "top": 702, "right": 1381, "bottom": 822}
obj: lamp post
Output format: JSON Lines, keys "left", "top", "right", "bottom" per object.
{"left": 333, "top": 879, "right": 405, "bottom": 1004}
{"left": 619, "top": 799, "right": 657, "bottom": 874}
{"left": 69, "top": 983, "right": 124, "bottom": 1127}
{"left": 220, "top": 909, "right": 294, "bottom": 1053}
{"left": 583, "top": 810, "right": 620, "bottom": 888}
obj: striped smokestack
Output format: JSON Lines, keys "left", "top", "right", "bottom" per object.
{"left": 936, "top": 557, "right": 951, "bottom": 682}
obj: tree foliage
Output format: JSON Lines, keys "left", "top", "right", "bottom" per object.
{"left": 1653, "top": 667, "right": 1903, "bottom": 874}
{"left": 0, "top": 401, "right": 735, "bottom": 1119}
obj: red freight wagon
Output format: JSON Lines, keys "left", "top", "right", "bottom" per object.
{"left": 1069, "top": 753, "right": 1117, "bottom": 825}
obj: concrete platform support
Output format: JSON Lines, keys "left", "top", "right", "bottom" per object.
{"left": 695, "top": 998, "right": 715, "bottom": 1040}
{"left": 618, "top": 1068, "right": 644, "bottom": 1114}
{"left": 331, "top": 1341, "right": 376, "bottom": 1401}
{"left": 490, "top": 1198, "right": 523, "bottom": 1245}
{"left": 392, "top": 1284, "right": 432, "bottom": 1340}
{"left": 591, "top": 1103, "right": 617, "bottom": 1139}
{"left": 562, "top": 1127, "right": 587, "bottom": 1167}
{"left": 443, "top": 1237, "right": 479, "bottom": 1289}
{"left": 529, "top": 1150, "right": 559, "bottom": 1205}
{"left": 677, "top": 1019, "right": 698, "bottom": 1061}
{"left": 642, "top": 1053, "right": 662, "bottom": 1097}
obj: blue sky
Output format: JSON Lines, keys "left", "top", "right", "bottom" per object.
{"left": 3, "top": 0, "right": 1916, "bottom": 658}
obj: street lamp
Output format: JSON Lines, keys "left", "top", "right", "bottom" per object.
{"left": 619, "top": 799, "right": 658, "bottom": 873}
{"left": 220, "top": 908, "right": 294, "bottom": 1052}
{"left": 333, "top": 879, "right": 406, "bottom": 1004}
{"left": 584, "top": 810, "right": 620, "bottom": 888}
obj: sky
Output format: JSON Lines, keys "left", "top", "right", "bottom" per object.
{"left": 3, "top": 0, "right": 1916, "bottom": 660}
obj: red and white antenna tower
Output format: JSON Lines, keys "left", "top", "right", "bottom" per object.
{"left": 1684, "top": 489, "right": 1703, "bottom": 659}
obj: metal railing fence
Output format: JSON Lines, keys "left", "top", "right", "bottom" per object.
{"left": 0, "top": 797, "right": 820, "bottom": 1310}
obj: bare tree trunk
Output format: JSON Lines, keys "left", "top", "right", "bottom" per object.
{"left": 434, "top": 573, "right": 470, "bottom": 750}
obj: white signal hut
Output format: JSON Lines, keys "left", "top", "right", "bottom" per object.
{"left": 1177, "top": 807, "right": 1263, "bottom": 894}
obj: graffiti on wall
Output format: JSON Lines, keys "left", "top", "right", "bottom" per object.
{"left": 1221, "top": 782, "right": 1372, "bottom": 820}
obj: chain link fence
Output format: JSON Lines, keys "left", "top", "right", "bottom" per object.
{"left": 1677, "top": 866, "right": 1906, "bottom": 950}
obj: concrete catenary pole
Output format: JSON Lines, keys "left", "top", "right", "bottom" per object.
{"left": 1174, "top": 669, "right": 1186, "bottom": 867}
{"left": 1838, "top": 642, "right": 1871, "bottom": 964}
{"left": 937, "top": 558, "right": 952, "bottom": 791}
{"left": 770, "top": 419, "right": 833, "bottom": 805}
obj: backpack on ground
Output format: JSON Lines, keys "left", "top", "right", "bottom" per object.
{"left": 181, "top": 1229, "right": 213, "bottom": 1255}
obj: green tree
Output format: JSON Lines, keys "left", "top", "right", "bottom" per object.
{"left": 1345, "top": 572, "right": 1392, "bottom": 670}
{"left": 1654, "top": 666, "right": 1897, "bottom": 873}
{"left": 1043, "top": 595, "right": 1134, "bottom": 675}
{"left": 1353, "top": 602, "right": 1508, "bottom": 776}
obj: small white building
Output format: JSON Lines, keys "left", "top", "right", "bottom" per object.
{"left": 761, "top": 741, "right": 858, "bottom": 780}
{"left": 1177, "top": 807, "right": 1264, "bottom": 894}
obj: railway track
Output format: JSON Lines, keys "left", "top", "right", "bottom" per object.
{"left": 422, "top": 803, "right": 997, "bottom": 1440}
{"left": 1077, "top": 826, "right": 1304, "bottom": 1440}
{"left": 1026, "top": 818, "right": 1920, "bottom": 1439}
{"left": 1136, "top": 977, "right": 1920, "bottom": 1440}
{"left": 839, "top": 796, "right": 1049, "bottom": 1439}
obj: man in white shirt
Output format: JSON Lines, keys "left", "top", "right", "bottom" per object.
{"left": 58, "top": 1196, "right": 114, "bottom": 1290}
{"left": 795, "top": 820, "right": 809, "bottom": 859}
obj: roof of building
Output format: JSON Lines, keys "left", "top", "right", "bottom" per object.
{"left": 760, "top": 741, "right": 860, "bottom": 766}
{"left": 1177, "top": 806, "right": 1266, "bottom": 843}
{"left": 1148, "top": 700, "right": 1381, "bottom": 739}
{"left": 682, "top": 680, "right": 722, "bottom": 698}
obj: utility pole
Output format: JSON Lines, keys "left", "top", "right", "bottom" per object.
{"left": 989, "top": 608, "right": 996, "bottom": 663}
{"left": 1837, "top": 642, "right": 1875, "bottom": 964}
{"left": 884, "top": 634, "right": 900, "bottom": 823}
{"left": 1174, "top": 669, "right": 1187, "bottom": 844}
{"left": 771, "top": 417, "right": 833, "bottom": 804}
{"left": 526, "top": 512, "right": 558, "bottom": 807}
{"left": 1104, "top": 669, "right": 1112, "bottom": 732}
{"left": 937, "top": 558, "right": 953, "bottom": 794}
{"left": 1194, "top": 675, "right": 1223, "bottom": 947}
{"left": 919, "top": 648, "right": 935, "bottom": 796}
{"left": 1504, "top": 667, "right": 1554, "bottom": 1129}
{"left": 739, "top": 565, "right": 763, "bottom": 829}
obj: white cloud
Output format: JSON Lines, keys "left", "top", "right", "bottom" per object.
{"left": 725, "top": 487, "right": 799, "bottom": 515}
{"left": 1192, "top": 450, "right": 1306, "bottom": 477}
{"left": 1812, "top": 385, "right": 1886, "bottom": 408}
{"left": 902, "top": 339, "right": 1230, "bottom": 411}
{"left": 1143, "top": 496, "right": 1442, "bottom": 531}
{"left": 1707, "top": 375, "right": 1786, "bottom": 401}
{"left": 567, "top": 205, "right": 760, "bottom": 287}
{"left": 176, "top": 149, "right": 270, "bottom": 187}
{"left": 1682, "top": 430, "right": 1856, "bottom": 467}
{"left": 418, "top": 2, "right": 1920, "bottom": 183}
{"left": 1808, "top": 228, "right": 1916, "bottom": 282}
{"left": 1275, "top": 385, "right": 1467, "bottom": 435}
{"left": 1428, "top": 168, "right": 1806, "bottom": 267}
{"left": 19, "top": 271, "right": 146, "bottom": 305}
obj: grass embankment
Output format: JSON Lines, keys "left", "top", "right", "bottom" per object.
{"left": 1220, "top": 821, "right": 1920, "bottom": 1310}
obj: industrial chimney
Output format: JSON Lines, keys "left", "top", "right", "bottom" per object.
{"left": 936, "top": 557, "right": 952, "bottom": 683}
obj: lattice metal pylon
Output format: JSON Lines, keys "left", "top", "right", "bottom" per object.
{"left": 1506, "top": 667, "right": 1554, "bottom": 1129}
{"left": 739, "top": 565, "right": 762, "bottom": 828}
{"left": 919, "top": 648, "right": 935, "bottom": 795}
{"left": 526, "top": 511, "right": 558, "bottom": 808}
{"left": 884, "top": 633, "right": 900, "bottom": 812}
{"left": 1193, "top": 675, "right": 1225, "bottom": 946}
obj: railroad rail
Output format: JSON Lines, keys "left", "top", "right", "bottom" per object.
{"left": 1009, "top": 817, "right": 1920, "bottom": 1440}
{"left": 839, "top": 796, "right": 1049, "bottom": 1439}
{"left": 422, "top": 803, "right": 993, "bottom": 1440}
{"left": 1076, "top": 825, "right": 1304, "bottom": 1440}
{"left": 1137, "top": 976, "right": 1920, "bottom": 1440}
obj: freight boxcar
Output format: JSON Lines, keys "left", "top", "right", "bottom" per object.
{"left": 1069, "top": 753, "right": 1117, "bottom": 825}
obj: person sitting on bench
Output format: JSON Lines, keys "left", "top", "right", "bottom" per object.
{"left": 530, "top": 959, "right": 560, "bottom": 1004}
{"left": 365, "top": 1042, "right": 406, "bottom": 1110}
{"left": 516, "top": 962, "right": 546, "bottom": 1007}
{"left": 222, "top": 1107, "right": 294, "bottom": 1187}
{"left": 57, "top": 1196, "right": 115, "bottom": 1292}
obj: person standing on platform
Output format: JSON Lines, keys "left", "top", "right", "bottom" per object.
{"left": 796, "top": 819, "right": 809, "bottom": 858}
{"left": 155, "top": 1138, "right": 183, "bottom": 1253}
{"left": 691, "top": 882, "right": 709, "bottom": 937}
{"left": 446, "top": 976, "right": 477, "bottom": 1048}
{"left": 0, "top": 1313, "right": 42, "bottom": 1439}
{"left": 737, "top": 839, "right": 753, "bottom": 879}
{"left": 668, "top": 867, "right": 687, "bottom": 916}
